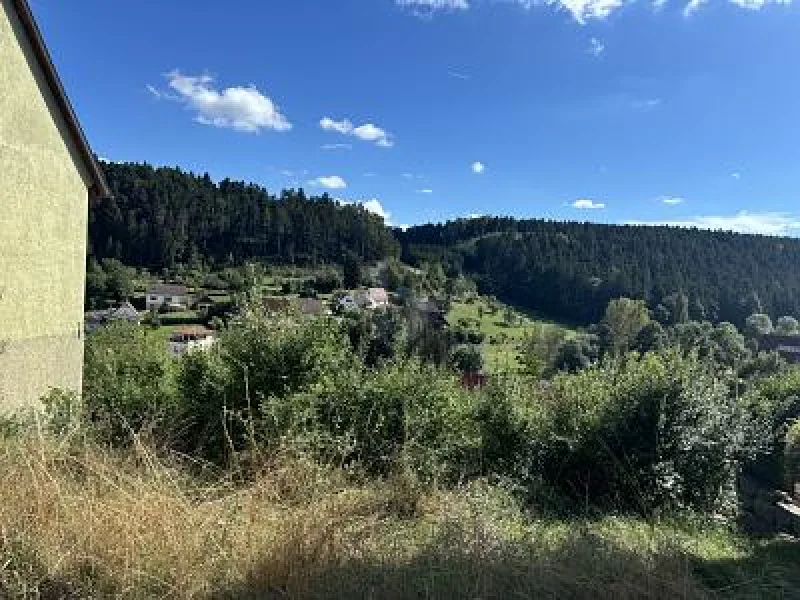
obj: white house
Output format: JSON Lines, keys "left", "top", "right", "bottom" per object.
{"left": 359, "top": 288, "right": 390, "bottom": 310}
{"left": 146, "top": 284, "right": 192, "bottom": 311}
{"left": 168, "top": 326, "right": 215, "bottom": 356}
{"left": 338, "top": 294, "right": 359, "bottom": 311}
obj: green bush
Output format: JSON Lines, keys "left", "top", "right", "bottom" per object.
{"left": 479, "top": 350, "right": 773, "bottom": 514}
{"left": 175, "top": 310, "right": 353, "bottom": 463}
{"left": 305, "top": 360, "right": 480, "bottom": 482}
{"left": 83, "top": 323, "right": 179, "bottom": 445}
{"left": 785, "top": 420, "right": 800, "bottom": 496}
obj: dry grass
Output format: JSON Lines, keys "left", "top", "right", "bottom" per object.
{"left": 0, "top": 433, "right": 793, "bottom": 599}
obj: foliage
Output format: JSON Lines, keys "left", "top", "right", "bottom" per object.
{"left": 518, "top": 324, "right": 566, "bottom": 378}
{"left": 398, "top": 217, "right": 800, "bottom": 327}
{"left": 785, "top": 419, "right": 800, "bottom": 495}
{"left": 92, "top": 161, "right": 398, "bottom": 269}
{"left": 175, "top": 309, "right": 352, "bottom": 463}
{"left": 775, "top": 316, "right": 800, "bottom": 336}
{"left": 517, "top": 351, "right": 772, "bottom": 514}
{"left": 83, "top": 323, "right": 178, "bottom": 445}
{"left": 602, "top": 298, "right": 651, "bottom": 356}
{"left": 745, "top": 313, "right": 774, "bottom": 338}
{"left": 451, "top": 344, "right": 484, "bottom": 374}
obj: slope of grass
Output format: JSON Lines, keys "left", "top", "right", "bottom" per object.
{"left": 1, "top": 435, "right": 798, "bottom": 599}
{"left": 448, "top": 299, "right": 579, "bottom": 373}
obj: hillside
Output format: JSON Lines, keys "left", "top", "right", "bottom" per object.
{"left": 92, "top": 162, "right": 800, "bottom": 327}
{"left": 91, "top": 161, "right": 398, "bottom": 269}
{"left": 397, "top": 218, "right": 800, "bottom": 326}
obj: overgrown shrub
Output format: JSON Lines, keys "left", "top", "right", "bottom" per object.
{"left": 83, "top": 323, "right": 179, "bottom": 445}
{"left": 175, "top": 310, "right": 353, "bottom": 463}
{"left": 484, "top": 350, "right": 774, "bottom": 514}
{"left": 785, "top": 420, "right": 800, "bottom": 498}
{"left": 305, "top": 360, "right": 480, "bottom": 482}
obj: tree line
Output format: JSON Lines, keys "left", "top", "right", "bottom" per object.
{"left": 91, "top": 162, "right": 800, "bottom": 328}
{"left": 397, "top": 217, "right": 800, "bottom": 327}
{"left": 90, "top": 161, "right": 398, "bottom": 269}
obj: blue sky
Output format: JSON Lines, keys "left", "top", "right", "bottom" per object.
{"left": 33, "top": 0, "right": 800, "bottom": 233}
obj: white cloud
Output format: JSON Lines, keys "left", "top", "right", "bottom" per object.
{"left": 321, "top": 143, "right": 353, "bottom": 150}
{"left": 472, "top": 161, "right": 486, "bottom": 174}
{"left": 363, "top": 172, "right": 378, "bottom": 177}
{"left": 545, "top": 0, "right": 625, "bottom": 23}
{"left": 417, "top": 189, "right": 434, "bottom": 194}
{"left": 588, "top": 37, "right": 605, "bottom": 57}
{"left": 653, "top": 0, "right": 668, "bottom": 9}
{"left": 402, "top": 173, "right": 415, "bottom": 179}
{"left": 396, "top": 0, "right": 470, "bottom": 14}
{"left": 320, "top": 117, "right": 353, "bottom": 134}
{"left": 467, "top": 213, "right": 486, "bottom": 219}
{"left": 573, "top": 199, "right": 606, "bottom": 209}
{"left": 627, "top": 211, "right": 800, "bottom": 236}
{"left": 309, "top": 175, "right": 347, "bottom": 189}
{"left": 682, "top": 0, "right": 707, "bottom": 15}
{"left": 732, "top": 172, "right": 742, "bottom": 179}
{"left": 632, "top": 98, "right": 663, "bottom": 111}
{"left": 660, "top": 196, "right": 685, "bottom": 205}
{"left": 339, "top": 198, "right": 395, "bottom": 225}
{"left": 448, "top": 70, "right": 472, "bottom": 80}
{"left": 156, "top": 71, "right": 291, "bottom": 133}
{"left": 319, "top": 117, "right": 394, "bottom": 148}
{"left": 280, "top": 169, "right": 295, "bottom": 177}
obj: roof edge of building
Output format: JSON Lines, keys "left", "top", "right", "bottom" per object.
{"left": 11, "top": 0, "right": 111, "bottom": 198}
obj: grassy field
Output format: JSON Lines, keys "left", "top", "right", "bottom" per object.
{"left": 1, "top": 435, "right": 798, "bottom": 599}
{"left": 447, "top": 298, "right": 579, "bottom": 373}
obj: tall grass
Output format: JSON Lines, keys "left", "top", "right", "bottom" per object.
{"left": 2, "top": 432, "right": 796, "bottom": 599}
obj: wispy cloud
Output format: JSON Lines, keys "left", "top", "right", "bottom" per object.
{"left": 417, "top": 189, "right": 434, "bottom": 194}
{"left": 732, "top": 172, "right": 742, "bottom": 180}
{"left": 632, "top": 98, "right": 663, "bottom": 111}
{"left": 472, "top": 161, "right": 486, "bottom": 174}
{"left": 660, "top": 196, "right": 685, "bottom": 205}
{"left": 309, "top": 175, "right": 347, "bottom": 189}
{"left": 448, "top": 70, "right": 472, "bottom": 80}
{"left": 398, "top": 0, "right": 789, "bottom": 23}
{"left": 321, "top": 143, "right": 353, "bottom": 150}
{"left": 588, "top": 37, "right": 605, "bottom": 57}
{"left": 320, "top": 117, "right": 394, "bottom": 148}
{"left": 150, "top": 71, "right": 292, "bottom": 133}
{"left": 627, "top": 211, "right": 800, "bottom": 236}
{"left": 363, "top": 172, "right": 378, "bottom": 178}
{"left": 573, "top": 199, "right": 606, "bottom": 209}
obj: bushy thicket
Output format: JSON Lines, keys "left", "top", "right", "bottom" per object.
{"left": 79, "top": 311, "right": 800, "bottom": 516}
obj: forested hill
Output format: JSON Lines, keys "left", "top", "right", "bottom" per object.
{"left": 90, "top": 161, "right": 398, "bottom": 268}
{"left": 396, "top": 218, "right": 800, "bottom": 326}
{"left": 91, "top": 161, "right": 800, "bottom": 327}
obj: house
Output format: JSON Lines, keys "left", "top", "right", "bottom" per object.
{"left": 359, "top": 288, "right": 390, "bottom": 310}
{"left": 761, "top": 334, "right": 800, "bottom": 364}
{"left": 168, "top": 326, "right": 216, "bottom": 357}
{"left": 415, "top": 299, "right": 447, "bottom": 328}
{"left": 0, "top": 0, "right": 110, "bottom": 411}
{"left": 146, "top": 284, "right": 192, "bottom": 311}
{"left": 338, "top": 294, "right": 359, "bottom": 312}
{"left": 194, "top": 294, "right": 216, "bottom": 312}
{"left": 297, "top": 297, "right": 328, "bottom": 316}
{"left": 85, "top": 301, "right": 140, "bottom": 332}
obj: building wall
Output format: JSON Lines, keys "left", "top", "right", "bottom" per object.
{"left": 0, "top": 0, "right": 91, "bottom": 411}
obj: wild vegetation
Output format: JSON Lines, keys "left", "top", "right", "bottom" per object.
{"left": 5, "top": 284, "right": 800, "bottom": 597}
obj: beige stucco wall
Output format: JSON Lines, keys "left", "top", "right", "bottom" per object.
{"left": 0, "top": 0, "right": 91, "bottom": 411}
